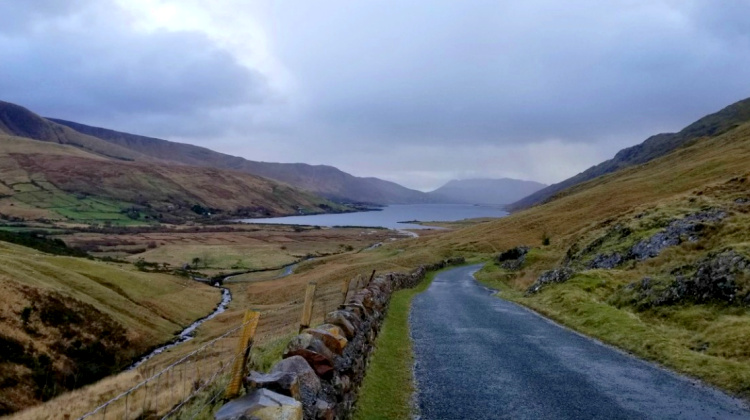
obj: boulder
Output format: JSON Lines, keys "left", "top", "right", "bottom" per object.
{"left": 215, "top": 389, "right": 302, "bottom": 420}
{"left": 304, "top": 327, "right": 348, "bottom": 354}
{"left": 271, "top": 355, "right": 322, "bottom": 396}
{"left": 324, "top": 310, "right": 361, "bottom": 338}
{"left": 246, "top": 371, "right": 300, "bottom": 399}
{"left": 283, "top": 334, "right": 336, "bottom": 379}
{"left": 315, "top": 324, "right": 349, "bottom": 350}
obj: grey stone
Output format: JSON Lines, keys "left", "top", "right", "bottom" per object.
{"left": 246, "top": 371, "right": 300, "bottom": 399}
{"left": 215, "top": 388, "right": 302, "bottom": 420}
{"left": 588, "top": 252, "right": 624, "bottom": 269}
{"left": 271, "top": 355, "right": 322, "bottom": 395}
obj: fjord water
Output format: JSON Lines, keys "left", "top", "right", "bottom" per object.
{"left": 240, "top": 204, "right": 508, "bottom": 229}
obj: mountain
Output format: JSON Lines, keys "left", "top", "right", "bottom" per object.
{"left": 48, "top": 118, "right": 434, "bottom": 205}
{"left": 0, "top": 102, "right": 345, "bottom": 223}
{"left": 0, "top": 100, "right": 151, "bottom": 162}
{"left": 428, "top": 178, "right": 547, "bottom": 205}
{"left": 507, "top": 97, "right": 750, "bottom": 211}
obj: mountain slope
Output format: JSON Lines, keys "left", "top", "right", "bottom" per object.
{"left": 508, "top": 97, "right": 750, "bottom": 211}
{"left": 428, "top": 178, "right": 546, "bottom": 204}
{"left": 49, "top": 118, "right": 433, "bottom": 204}
{"left": 0, "top": 101, "right": 150, "bottom": 162}
{"left": 0, "top": 135, "right": 343, "bottom": 223}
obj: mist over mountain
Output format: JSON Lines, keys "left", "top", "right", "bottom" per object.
{"left": 428, "top": 178, "right": 547, "bottom": 205}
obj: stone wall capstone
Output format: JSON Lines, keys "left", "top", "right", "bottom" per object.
{"left": 215, "top": 257, "right": 465, "bottom": 420}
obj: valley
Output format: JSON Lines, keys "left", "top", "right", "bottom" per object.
{"left": 2, "top": 95, "right": 750, "bottom": 419}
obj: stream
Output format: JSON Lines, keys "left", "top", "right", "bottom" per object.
{"left": 127, "top": 258, "right": 302, "bottom": 369}
{"left": 128, "top": 287, "right": 232, "bottom": 369}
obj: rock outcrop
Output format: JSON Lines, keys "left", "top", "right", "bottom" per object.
{"left": 496, "top": 246, "right": 530, "bottom": 270}
{"left": 525, "top": 268, "right": 575, "bottom": 295}
{"left": 621, "top": 249, "right": 750, "bottom": 308}
{"left": 628, "top": 210, "right": 726, "bottom": 261}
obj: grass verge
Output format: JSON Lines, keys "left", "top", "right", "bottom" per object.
{"left": 474, "top": 263, "right": 750, "bottom": 399}
{"left": 353, "top": 269, "right": 441, "bottom": 420}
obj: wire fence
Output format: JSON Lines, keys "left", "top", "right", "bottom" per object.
{"left": 78, "top": 318, "right": 253, "bottom": 420}
{"left": 68, "top": 273, "right": 356, "bottom": 420}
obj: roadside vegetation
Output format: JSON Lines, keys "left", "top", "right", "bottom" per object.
{"left": 354, "top": 269, "right": 445, "bottom": 420}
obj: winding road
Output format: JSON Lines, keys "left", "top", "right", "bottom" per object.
{"left": 410, "top": 265, "right": 750, "bottom": 419}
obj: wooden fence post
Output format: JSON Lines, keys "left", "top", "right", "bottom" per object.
{"left": 225, "top": 310, "right": 260, "bottom": 399}
{"left": 340, "top": 277, "right": 350, "bottom": 305}
{"left": 343, "top": 275, "right": 359, "bottom": 305}
{"left": 368, "top": 269, "right": 376, "bottom": 286}
{"left": 299, "top": 282, "right": 317, "bottom": 332}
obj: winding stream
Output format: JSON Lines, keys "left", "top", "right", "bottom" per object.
{"left": 127, "top": 257, "right": 304, "bottom": 369}
{"left": 128, "top": 287, "right": 232, "bottom": 369}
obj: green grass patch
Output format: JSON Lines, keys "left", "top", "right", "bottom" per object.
{"left": 353, "top": 269, "right": 441, "bottom": 420}
{"left": 474, "top": 265, "right": 750, "bottom": 399}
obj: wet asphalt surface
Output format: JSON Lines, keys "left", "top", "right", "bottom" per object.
{"left": 410, "top": 265, "right": 750, "bottom": 420}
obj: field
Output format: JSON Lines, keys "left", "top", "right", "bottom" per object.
{"left": 56, "top": 224, "right": 403, "bottom": 277}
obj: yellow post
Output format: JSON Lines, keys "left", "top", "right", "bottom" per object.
{"left": 340, "top": 277, "right": 350, "bottom": 305}
{"left": 299, "top": 282, "right": 317, "bottom": 332}
{"left": 225, "top": 310, "right": 260, "bottom": 399}
{"left": 348, "top": 276, "right": 361, "bottom": 300}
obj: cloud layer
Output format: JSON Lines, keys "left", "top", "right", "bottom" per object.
{"left": 2, "top": 1, "right": 749, "bottom": 190}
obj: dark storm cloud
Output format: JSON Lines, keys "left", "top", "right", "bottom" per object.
{"left": 264, "top": 0, "right": 750, "bottom": 145}
{"left": 0, "top": 1, "right": 269, "bottom": 136}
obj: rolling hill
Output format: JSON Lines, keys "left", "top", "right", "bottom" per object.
{"left": 48, "top": 118, "right": 434, "bottom": 205}
{"left": 0, "top": 238, "right": 219, "bottom": 414}
{"left": 428, "top": 178, "right": 546, "bottom": 204}
{"left": 507, "top": 96, "right": 750, "bottom": 211}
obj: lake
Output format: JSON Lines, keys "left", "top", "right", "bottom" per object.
{"left": 239, "top": 204, "right": 508, "bottom": 230}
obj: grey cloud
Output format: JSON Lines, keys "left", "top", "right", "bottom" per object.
{"left": 264, "top": 1, "right": 750, "bottom": 145}
{"left": 2, "top": 1, "right": 750, "bottom": 189}
{"left": 0, "top": 1, "right": 269, "bottom": 137}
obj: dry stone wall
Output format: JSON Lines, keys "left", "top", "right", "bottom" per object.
{"left": 215, "top": 257, "right": 465, "bottom": 420}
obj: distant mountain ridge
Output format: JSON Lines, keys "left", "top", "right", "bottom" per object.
{"left": 428, "top": 178, "right": 547, "bottom": 205}
{"left": 48, "top": 118, "right": 434, "bottom": 205}
{"left": 508, "top": 97, "right": 750, "bottom": 211}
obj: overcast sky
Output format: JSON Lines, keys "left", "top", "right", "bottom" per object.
{"left": 1, "top": 1, "right": 749, "bottom": 191}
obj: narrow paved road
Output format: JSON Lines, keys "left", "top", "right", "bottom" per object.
{"left": 411, "top": 265, "right": 750, "bottom": 419}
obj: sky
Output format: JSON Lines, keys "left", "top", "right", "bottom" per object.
{"left": 1, "top": 1, "right": 749, "bottom": 191}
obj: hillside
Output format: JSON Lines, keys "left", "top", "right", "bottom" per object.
{"left": 0, "top": 135, "right": 343, "bottom": 224}
{"left": 0, "top": 239, "right": 219, "bottom": 414}
{"left": 428, "top": 178, "right": 546, "bottom": 204}
{"left": 0, "top": 101, "right": 150, "bottom": 162}
{"left": 49, "top": 118, "right": 434, "bottom": 205}
{"left": 507, "top": 97, "right": 750, "bottom": 211}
